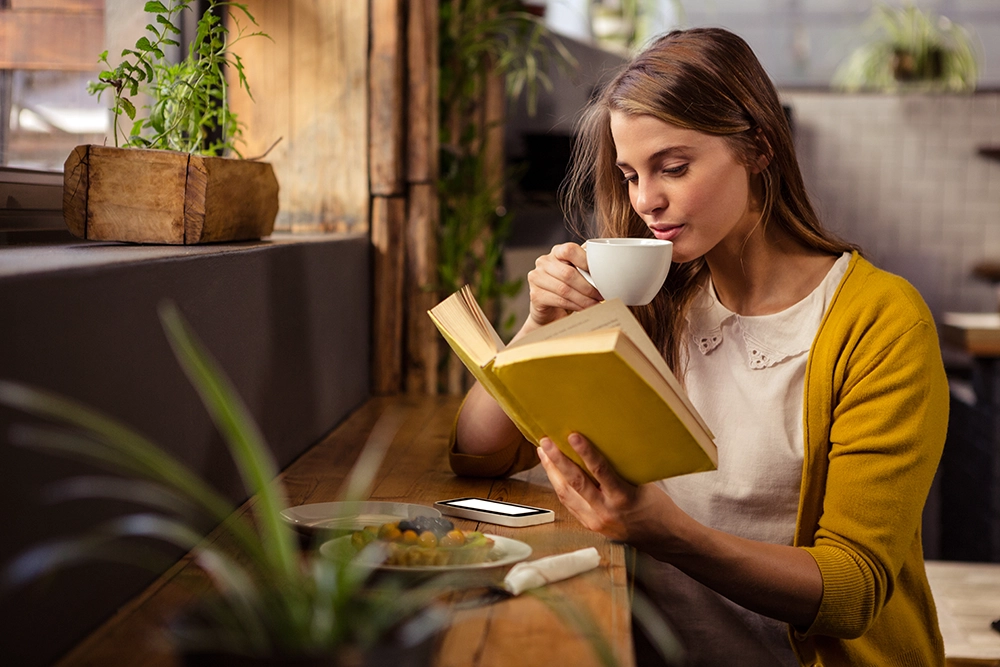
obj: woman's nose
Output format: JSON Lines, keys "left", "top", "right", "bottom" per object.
{"left": 634, "top": 179, "right": 667, "bottom": 216}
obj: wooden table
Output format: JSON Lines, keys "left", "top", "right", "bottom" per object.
{"left": 942, "top": 313, "right": 1000, "bottom": 357}
{"left": 927, "top": 560, "right": 1000, "bottom": 667}
{"left": 56, "top": 395, "right": 633, "bottom": 667}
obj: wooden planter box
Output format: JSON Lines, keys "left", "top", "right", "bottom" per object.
{"left": 63, "top": 145, "right": 279, "bottom": 244}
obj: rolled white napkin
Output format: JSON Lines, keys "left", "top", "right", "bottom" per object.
{"left": 502, "top": 547, "right": 601, "bottom": 595}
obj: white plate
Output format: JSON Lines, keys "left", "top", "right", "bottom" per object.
{"left": 280, "top": 501, "right": 441, "bottom": 532}
{"left": 319, "top": 534, "right": 533, "bottom": 573}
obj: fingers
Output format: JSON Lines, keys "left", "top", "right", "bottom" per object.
{"left": 526, "top": 244, "right": 603, "bottom": 324}
{"left": 566, "top": 433, "right": 631, "bottom": 495}
{"left": 537, "top": 443, "right": 602, "bottom": 530}
{"left": 538, "top": 437, "right": 605, "bottom": 507}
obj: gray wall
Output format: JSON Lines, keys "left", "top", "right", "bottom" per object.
{"left": 0, "top": 235, "right": 371, "bottom": 666}
{"left": 784, "top": 90, "right": 1000, "bottom": 322}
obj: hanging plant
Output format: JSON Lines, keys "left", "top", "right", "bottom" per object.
{"left": 833, "top": 3, "right": 979, "bottom": 93}
{"left": 437, "top": 0, "right": 575, "bottom": 326}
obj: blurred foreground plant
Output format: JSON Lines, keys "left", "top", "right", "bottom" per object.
{"left": 0, "top": 303, "right": 447, "bottom": 661}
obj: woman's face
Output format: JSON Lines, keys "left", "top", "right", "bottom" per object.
{"left": 609, "top": 111, "right": 759, "bottom": 264}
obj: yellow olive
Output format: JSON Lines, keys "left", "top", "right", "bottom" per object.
{"left": 417, "top": 531, "right": 438, "bottom": 548}
{"left": 401, "top": 529, "right": 419, "bottom": 544}
{"left": 440, "top": 529, "right": 466, "bottom": 547}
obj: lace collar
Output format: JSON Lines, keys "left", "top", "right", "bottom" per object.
{"left": 686, "top": 255, "right": 849, "bottom": 370}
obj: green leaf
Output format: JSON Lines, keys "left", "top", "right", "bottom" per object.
{"left": 135, "top": 36, "right": 154, "bottom": 53}
{"left": 158, "top": 302, "right": 299, "bottom": 583}
{"left": 144, "top": 1, "right": 168, "bottom": 13}
{"left": 120, "top": 97, "right": 136, "bottom": 120}
{"left": 157, "top": 14, "right": 182, "bottom": 34}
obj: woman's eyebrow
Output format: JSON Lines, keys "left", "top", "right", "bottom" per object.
{"left": 615, "top": 145, "right": 694, "bottom": 168}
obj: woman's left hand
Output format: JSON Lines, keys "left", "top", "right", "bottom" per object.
{"left": 537, "top": 433, "right": 671, "bottom": 544}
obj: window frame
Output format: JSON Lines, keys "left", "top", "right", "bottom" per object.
{"left": 0, "top": 165, "right": 65, "bottom": 234}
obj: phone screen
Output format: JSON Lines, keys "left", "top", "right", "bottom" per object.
{"left": 443, "top": 498, "right": 545, "bottom": 516}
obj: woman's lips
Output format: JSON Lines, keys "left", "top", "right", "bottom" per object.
{"left": 650, "top": 225, "right": 683, "bottom": 242}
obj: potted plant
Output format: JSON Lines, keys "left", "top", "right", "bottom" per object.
{"left": 833, "top": 2, "right": 979, "bottom": 93}
{"left": 0, "top": 303, "right": 449, "bottom": 665}
{"left": 63, "top": 0, "right": 279, "bottom": 245}
{"left": 436, "top": 0, "right": 576, "bottom": 392}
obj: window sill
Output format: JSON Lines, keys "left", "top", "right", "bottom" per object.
{"left": 0, "top": 231, "right": 363, "bottom": 279}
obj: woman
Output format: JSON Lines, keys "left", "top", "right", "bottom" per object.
{"left": 450, "top": 28, "right": 947, "bottom": 666}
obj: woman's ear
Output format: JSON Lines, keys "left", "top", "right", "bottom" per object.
{"left": 751, "top": 129, "right": 773, "bottom": 174}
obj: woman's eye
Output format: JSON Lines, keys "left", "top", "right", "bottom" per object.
{"left": 621, "top": 173, "right": 637, "bottom": 185}
{"left": 663, "top": 164, "right": 688, "bottom": 176}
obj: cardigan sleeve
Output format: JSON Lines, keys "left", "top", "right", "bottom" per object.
{"left": 799, "top": 310, "right": 948, "bottom": 639}
{"left": 446, "top": 395, "right": 541, "bottom": 478}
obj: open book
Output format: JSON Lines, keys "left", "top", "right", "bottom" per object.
{"left": 428, "top": 286, "right": 718, "bottom": 485}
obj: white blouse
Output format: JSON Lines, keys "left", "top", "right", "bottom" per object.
{"left": 658, "top": 252, "right": 850, "bottom": 544}
{"left": 645, "top": 252, "right": 850, "bottom": 666}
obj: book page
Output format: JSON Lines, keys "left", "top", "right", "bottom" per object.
{"left": 427, "top": 285, "right": 505, "bottom": 366}
{"left": 511, "top": 299, "right": 713, "bottom": 437}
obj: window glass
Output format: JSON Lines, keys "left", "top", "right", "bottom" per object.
{"left": 4, "top": 70, "right": 107, "bottom": 171}
{"left": 544, "top": 0, "right": 1000, "bottom": 88}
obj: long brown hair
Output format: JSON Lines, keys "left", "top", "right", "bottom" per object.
{"left": 560, "top": 28, "right": 856, "bottom": 374}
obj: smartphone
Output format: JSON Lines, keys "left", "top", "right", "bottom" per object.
{"left": 434, "top": 497, "right": 555, "bottom": 527}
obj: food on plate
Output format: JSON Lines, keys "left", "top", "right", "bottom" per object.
{"left": 349, "top": 515, "right": 495, "bottom": 566}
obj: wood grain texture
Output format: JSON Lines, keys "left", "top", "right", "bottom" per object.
{"left": 369, "top": 0, "right": 405, "bottom": 196}
{"left": 0, "top": 7, "right": 102, "bottom": 70}
{"left": 55, "top": 396, "right": 634, "bottom": 667}
{"left": 290, "top": 0, "right": 368, "bottom": 232}
{"left": 405, "top": 182, "right": 440, "bottom": 395}
{"left": 197, "top": 157, "right": 279, "bottom": 243}
{"left": 86, "top": 146, "right": 189, "bottom": 244}
{"left": 229, "top": 0, "right": 369, "bottom": 233}
{"left": 61, "top": 146, "right": 278, "bottom": 244}
{"left": 406, "top": 0, "right": 439, "bottom": 184}
{"left": 10, "top": 0, "right": 102, "bottom": 8}
{"left": 224, "top": 0, "right": 291, "bottom": 228}
{"left": 62, "top": 145, "right": 89, "bottom": 238}
{"left": 482, "top": 67, "right": 505, "bottom": 207}
{"left": 372, "top": 195, "right": 407, "bottom": 394}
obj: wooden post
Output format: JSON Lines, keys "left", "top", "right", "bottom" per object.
{"left": 406, "top": 0, "right": 439, "bottom": 184}
{"left": 405, "top": 0, "right": 441, "bottom": 394}
{"left": 370, "top": 0, "right": 405, "bottom": 196}
{"left": 406, "top": 183, "right": 439, "bottom": 395}
{"left": 372, "top": 195, "right": 407, "bottom": 395}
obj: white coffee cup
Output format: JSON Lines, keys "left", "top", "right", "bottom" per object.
{"left": 577, "top": 238, "right": 673, "bottom": 306}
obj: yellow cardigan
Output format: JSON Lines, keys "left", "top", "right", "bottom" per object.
{"left": 449, "top": 252, "right": 948, "bottom": 666}
{"left": 791, "top": 252, "right": 947, "bottom": 666}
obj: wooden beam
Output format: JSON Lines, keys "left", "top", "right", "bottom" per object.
{"left": 0, "top": 8, "right": 103, "bottom": 71}
{"left": 10, "top": 0, "right": 102, "bottom": 8}
{"left": 369, "top": 0, "right": 405, "bottom": 196}
{"left": 372, "top": 195, "right": 407, "bottom": 394}
{"left": 406, "top": 0, "right": 438, "bottom": 184}
{"left": 405, "top": 182, "right": 439, "bottom": 394}
{"left": 228, "top": 0, "right": 369, "bottom": 233}
{"left": 224, "top": 1, "right": 291, "bottom": 227}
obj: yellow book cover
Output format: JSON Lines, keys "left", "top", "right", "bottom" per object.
{"left": 428, "top": 286, "right": 717, "bottom": 485}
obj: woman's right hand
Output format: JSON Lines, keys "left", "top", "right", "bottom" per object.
{"left": 524, "top": 242, "right": 604, "bottom": 330}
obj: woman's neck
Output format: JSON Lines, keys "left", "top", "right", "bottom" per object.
{"left": 705, "top": 229, "right": 839, "bottom": 317}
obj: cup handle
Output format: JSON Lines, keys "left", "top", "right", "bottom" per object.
{"left": 576, "top": 241, "right": 595, "bottom": 287}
